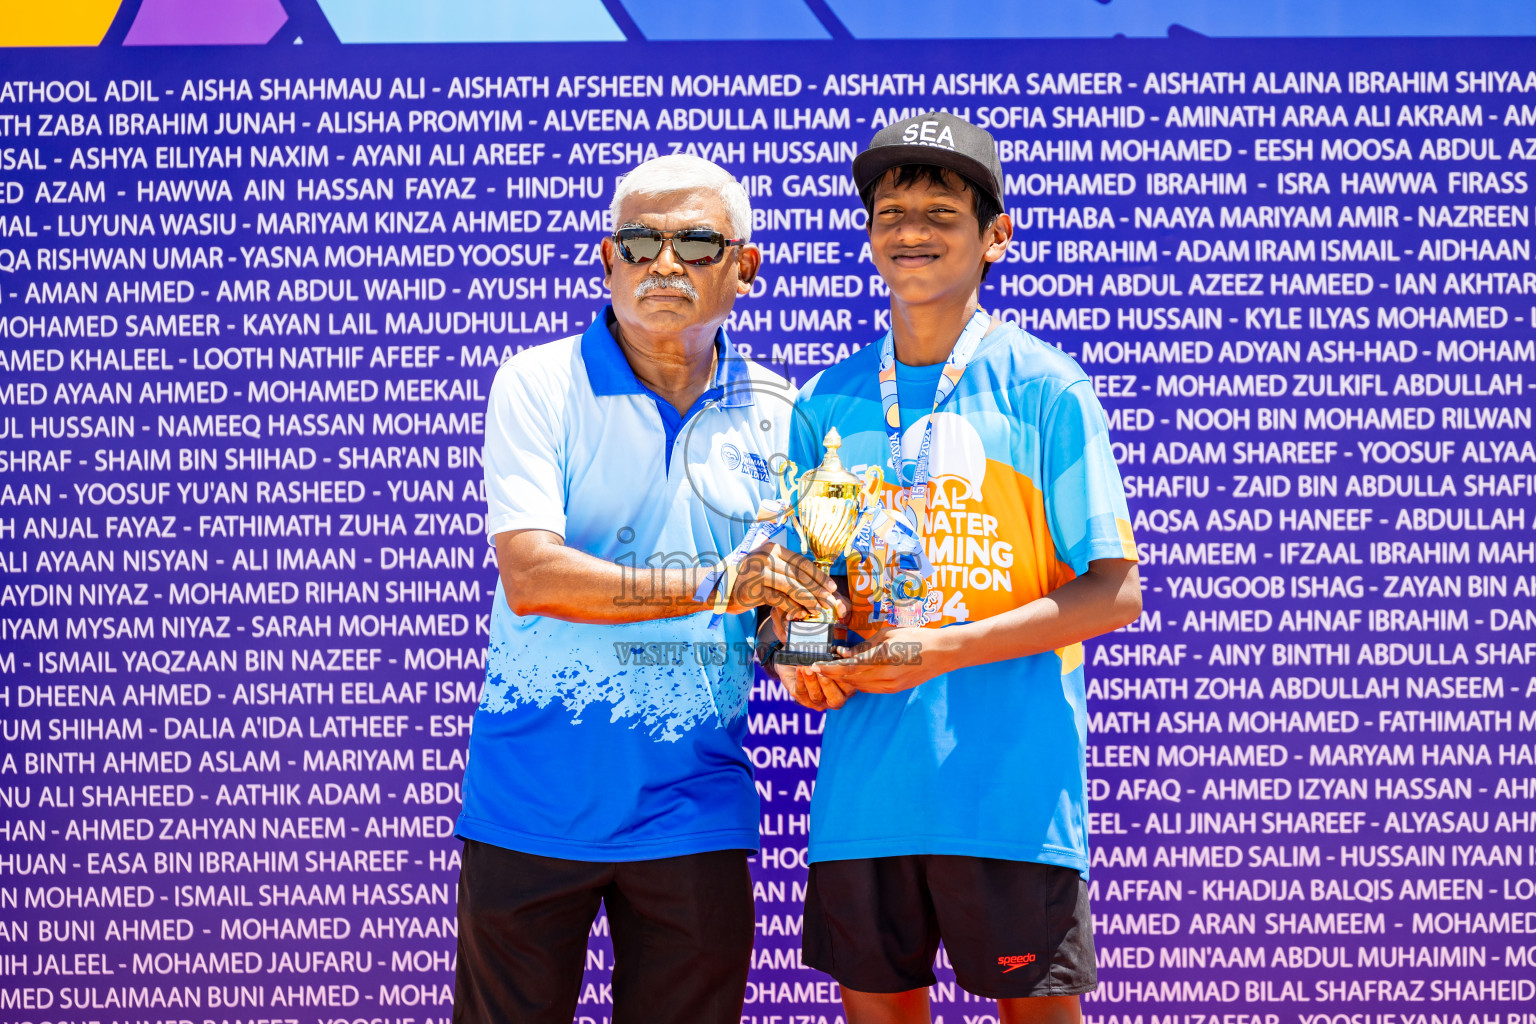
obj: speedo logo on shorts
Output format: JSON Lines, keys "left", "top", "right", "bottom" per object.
{"left": 998, "top": 953, "right": 1037, "bottom": 973}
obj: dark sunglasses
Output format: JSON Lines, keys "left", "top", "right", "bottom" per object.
{"left": 613, "top": 226, "right": 746, "bottom": 266}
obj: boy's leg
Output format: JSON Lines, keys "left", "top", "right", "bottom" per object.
{"left": 838, "top": 979, "right": 1082, "bottom": 1023}
{"left": 454, "top": 839, "right": 609, "bottom": 1024}
{"left": 840, "top": 985, "right": 932, "bottom": 1024}
{"left": 604, "top": 849, "right": 755, "bottom": 1024}
{"left": 998, "top": 995, "right": 1083, "bottom": 1024}
{"left": 803, "top": 857, "right": 943, "bottom": 1023}
{"left": 927, "top": 856, "right": 1096, "bottom": 1005}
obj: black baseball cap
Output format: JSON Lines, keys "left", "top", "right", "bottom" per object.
{"left": 851, "top": 111, "right": 1005, "bottom": 209}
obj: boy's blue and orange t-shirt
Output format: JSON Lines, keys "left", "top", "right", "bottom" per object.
{"left": 787, "top": 319, "right": 1137, "bottom": 874}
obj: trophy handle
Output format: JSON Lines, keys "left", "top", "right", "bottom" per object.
{"left": 776, "top": 460, "right": 809, "bottom": 551}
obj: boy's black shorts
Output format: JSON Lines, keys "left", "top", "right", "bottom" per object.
{"left": 801, "top": 854, "right": 1096, "bottom": 999}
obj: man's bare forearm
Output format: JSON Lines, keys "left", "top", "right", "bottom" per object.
{"left": 936, "top": 559, "right": 1142, "bottom": 672}
{"left": 497, "top": 531, "right": 842, "bottom": 626}
{"left": 496, "top": 531, "right": 712, "bottom": 624}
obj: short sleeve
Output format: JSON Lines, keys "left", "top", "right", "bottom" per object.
{"left": 483, "top": 361, "right": 567, "bottom": 544}
{"left": 1042, "top": 380, "right": 1138, "bottom": 574}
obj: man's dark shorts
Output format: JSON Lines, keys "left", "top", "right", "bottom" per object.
{"left": 455, "top": 839, "right": 755, "bottom": 1024}
{"left": 802, "top": 854, "right": 1096, "bottom": 999}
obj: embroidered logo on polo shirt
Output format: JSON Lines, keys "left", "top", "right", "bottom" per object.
{"left": 998, "top": 954, "right": 1037, "bottom": 973}
{"left": 721, "top": 443, "right": 770, "bottom": 483}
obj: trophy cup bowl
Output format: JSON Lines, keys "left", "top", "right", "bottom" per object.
{"left": 776, "top": 428, "right": 867, "bottom": 667}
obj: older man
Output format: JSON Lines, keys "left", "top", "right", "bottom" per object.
{"left": 453, "top": 154, "right": 840, "bottom": 1024}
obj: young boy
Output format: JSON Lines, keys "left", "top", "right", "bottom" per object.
{"left": 772, "top": 112, "right": 1143, "bottom": 1024}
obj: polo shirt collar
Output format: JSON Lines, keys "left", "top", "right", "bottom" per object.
{"left": 582, "top": 306, "right": 752, "bottom": 408}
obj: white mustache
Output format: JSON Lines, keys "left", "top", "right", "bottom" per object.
{"left": 635, "top": 275, "right": 697, "bottom": 301}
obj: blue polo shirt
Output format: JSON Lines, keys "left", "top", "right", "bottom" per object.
{"left": 789, "top": 323, "right": 1137, "bottom": 874}
{"left": 456, "top": 309, "right": 794, "bottom": 861}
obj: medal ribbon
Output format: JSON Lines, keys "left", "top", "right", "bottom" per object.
{"left": 873, "top": 308, "right": 991, "bottom": 624}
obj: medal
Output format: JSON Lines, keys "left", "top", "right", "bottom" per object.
{"left": 873, "top": 309, "right": 990, "bottom": 626}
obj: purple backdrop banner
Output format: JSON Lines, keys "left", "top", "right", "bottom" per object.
{"left": 1, "top": 36, "right": 1535, "bottom": 1024}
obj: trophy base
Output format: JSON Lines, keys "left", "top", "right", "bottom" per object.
{"left": 776, "top": 619, "right": 837, "bottom": 666}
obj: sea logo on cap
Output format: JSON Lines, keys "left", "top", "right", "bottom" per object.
{"left": 901, "top": 119, "right": 956, "bottom": 150}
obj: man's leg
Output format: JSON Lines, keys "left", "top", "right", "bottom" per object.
{"left": 604, "top": 849, "right": 755, "bottom": 1024}
{"left": 454, "top": 839, "right": 609, "bottom": 1024}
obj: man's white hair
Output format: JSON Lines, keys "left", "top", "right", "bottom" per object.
{"left": 610, "top": 154, "right": 753, "bottom": 242}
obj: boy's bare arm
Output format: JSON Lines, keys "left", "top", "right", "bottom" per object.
{"left": 940, "top": 558, "right": 1141, "bottom": 668}
{"left": 809, "top": 559, "right": 1141, "bottom": 694}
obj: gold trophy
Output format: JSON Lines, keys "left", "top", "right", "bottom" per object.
{"left": 776, "top": 428, "right": 877, "bottom": 666}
